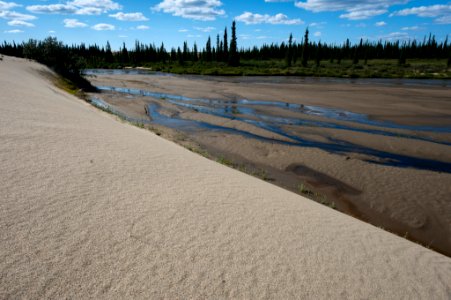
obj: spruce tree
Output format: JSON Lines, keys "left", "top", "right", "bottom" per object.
{"left": 120, "top": 42, "right": 129, "bottom": 64}
{"left": 177, "top": 47, "right": 183, "bottom": 65}
{"left": 170, "top": 48, "right": 177, "bottom": 62}
{"left": 182, "top": 41, "right": 189, "bottom": 61}
{"left": 301, "top": 28, "right": 309, "bottom": 67}
{"left": 223, "top": 27, "right": 228, "bottom": 62}
{"left": 159, "top": 42, "right": 166, "bottom": 63}
{"left": 315, "top": 41, "right": 322, "bottom": 67}
{"left": 228, "top": 21, "right": 239, "bottom": 66}
{"left": 353, "top": 38, "right": 363, "bottom": 65}
{"left": 216, "top": 34, "right": 221, "bottom": 61}
{"left": 105, "top": 41, "right": 114, "bottom": 63}
{"left": 193, "top": 43, "right": 198, "bottom": 62}
{"left": 285, "top": 33, "right": 293, "bottom": 67}
{"left": 205, "top": 36, "right": 212, "bottom": 62}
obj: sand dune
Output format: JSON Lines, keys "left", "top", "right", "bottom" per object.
{"left": 1, "top": 55, "right": 451, "bottom": 298}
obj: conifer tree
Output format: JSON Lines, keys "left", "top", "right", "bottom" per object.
{"left": 183, "top": 41, "right": 189, "bottom": 61}
{"left": 120, "top": 42, "right": 129, "bottom": 64}
{"left": 228, "top": 21, "right": 239, "bottom": 66}
{"left": 105, "top": 41, "right": 114, "bottom": 63}
{"left": 170, "top": 48, "right": 177, "bottom": 61}
{"left": 285, "top": 33, "right": 293, "bottom": 67}
{"left": 177, "top": 47, "right": 183, "bottom": 65}
{"left": 216, "top": 34, "right": 221, "bottom": 61}
{"left": 159, "top": 42, "right": 166, "bottom": 63}
{"left": 315, "top": 41, "right": 322, "bottom": 67}
{"left": 301, "top": 28, "right": 309, "bottom": 67}
{"left": 205, "top": 36, "right": 212, "bottom": 62}
{"left": 223, "top": 27, "right": 228, "bottom": 62}
{"left": 193, "top": 42, "right": 198, "bottom": 62}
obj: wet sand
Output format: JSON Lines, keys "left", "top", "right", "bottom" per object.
{"left": 87, "top": 71, "right": 451, "bottom": 256}
{"left": 89, "top": 72, "right": 451, "bottom": 127}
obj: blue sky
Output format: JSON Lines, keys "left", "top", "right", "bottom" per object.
{"left": 1, "top": 0, "right": 450, "bottom": 50}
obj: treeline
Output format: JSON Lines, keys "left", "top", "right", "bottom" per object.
{"left": 1, "top": 22, "right": 450, "bottom": 72}
{"left": 0, "top": 36, "right": 95, "bottom": 90}
{"left": 244, "top": 30, "right": 451, "bottom": 66}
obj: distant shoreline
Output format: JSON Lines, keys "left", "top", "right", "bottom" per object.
{"left": 83, "top": 67, "right": 451, "bottom": 87}
{"left": 82, "top": 59, "right": 451, "bottom": 80}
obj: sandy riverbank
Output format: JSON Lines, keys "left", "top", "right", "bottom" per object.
{"left": 89, "top": 72, "right": 451, "bottom": 128}
{"left": 88, "top": 70, "right": 451, "bottom": 256}
{"left": 1, "top": 56, "right": 451, "bottom": 298}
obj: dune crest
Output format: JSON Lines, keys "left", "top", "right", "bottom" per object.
{"left": 1, "top": 56, "right": 450, "bottom": 298}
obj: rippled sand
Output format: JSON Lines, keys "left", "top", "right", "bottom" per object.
{"left": 1, "top": 56, "right": 451, "bottom": 298}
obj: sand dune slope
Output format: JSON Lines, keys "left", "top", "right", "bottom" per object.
{"left": 1, "top": 56, "right": 451, "bottom": 299}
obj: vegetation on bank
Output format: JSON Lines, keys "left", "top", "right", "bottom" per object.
{"left": 1, "top": 21, "right": 450, "bottom": 80}
{"left": 1, "top": 37, "right": 96, "bottom": 92}
{"left": 135, "top": 58, "right": 450, "bottom": 78}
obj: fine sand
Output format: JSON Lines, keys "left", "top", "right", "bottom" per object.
{"left": 88, "top": 71, "right": 451, "bottom": 256}
{"left": 1, "top": 56, "right": 451, "bottom": 298}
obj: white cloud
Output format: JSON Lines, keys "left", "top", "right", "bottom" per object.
{"left": 4, "top": 29, "right": 23, "bottom": 33}
{"left": 187, "top": 34, "right": 201, "bottom": 38}
{"left": 64, "top": 18, "right": 87, "bottom": 28}
{"left": 136, "top": 25, "right": 149, "bottom": 30}
{"left": 236, "top": 12, "right": 303, "bottom": 25}
{"left": 71, "top": 0, "right": 121, "bottom": 11}
{"left": 153, "top": 0, "right": 225, "bottom": 21}
{"left": 27, "top": 4, "right": 77, "bottom": 14}
{"left": 375, "top": 21, "right": 386, "bottom": 26}
{"left": 109, "top": 12, "right": 148, "bottom": 21}
{"left": 436, "top": 15, "right": 451, "bottom": 24}
{"left": 295, "top": 0, "right": 392, "bottom": 12}
{"left": 295, "top": 0, "right": 407, "bottom": 20}
{"left": 0, "top": 10, "right": 36, "bottom": 20}
{"left": 391, "top": 5, "right": 450, "bottom": 18}
{"left": 7, "top": 19, "right": 34, "bottom": 27}
{"left": 309, "top": 21, "right": 326, "bottom": 27}
{"left": 391, "top": 4, "right": 451, "bottom": 24}
{"left": 401, "top": 26, "right": 419, "bottom": 31}
{"left": 0, "top": 7, "right": 35, "bottom": 33}
{"left": 378, "top": 31, "right": 410, "bottom": 41}
{"left": 178, "top": 28, "right": 189, "bottom": 32}
{"left": 194, "top": 26, "right": 215, "bottom": 32}
{"left": 0, "top": 1, "right": 20, "bottom": 10}
{"left": 313, "top": 31, "right": 321, "bottom": 37}
{"left": 75, "top": 7, "right": 102, "bottom": 15}
{"left": 340, "top": 9, "right": 387, "bottom": 20}
{"left": 92, "top": 23, "right": 115, "bottom": 30}
{"left": 26, "top": 0, "right": 121, "bottom": 15}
